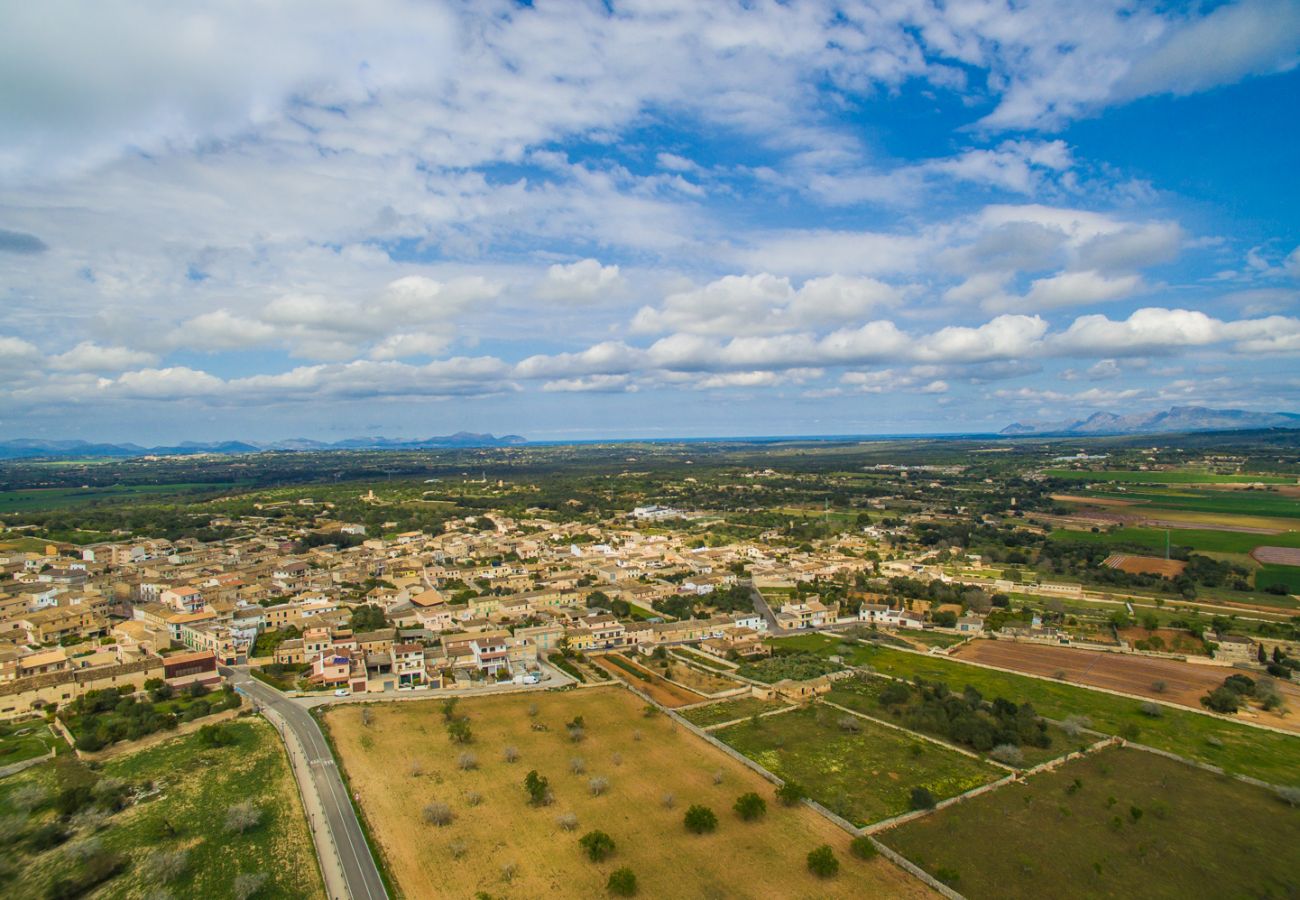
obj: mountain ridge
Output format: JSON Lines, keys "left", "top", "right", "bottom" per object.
{"left": 0, "top": 433, "right": 526, "bottom": 460}
{"left": 1000, "top": 406, "right": 1300, "bottom": 436}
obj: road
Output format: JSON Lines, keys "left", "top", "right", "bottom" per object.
{"left": 224, "top": 666, "right": 387, "bottom": 900}
{"left": 748, "top": 580, "right": 785, "bottom": 634}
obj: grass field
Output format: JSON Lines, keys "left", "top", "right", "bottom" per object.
{"left": 0, "top": 718, "right": 322, "bottom": 899}
{"left": 0, "top": 482, "right": 237, "bottom": 513}
{"left": 0, "top": 717, "right": 60, "bottom": 766}
{"left": 1079, "top": 487, "right": 1300, "bottom": 520}
{"left": 1049, "top": 525, "right": 1300, "bottom": 555}
{"left": 881, "top": 746, "right": 1299, "bottom": 899}
{"left": 715, "top": 703, "right": 1002, "bottom": 826}
{"left": 679, "top": 696, "right": 794, "bottom": 728}
{"left": 1046, "top": 470, "right": 1293, "bottom": 484}
{"left": 322, "top": 687, "right": 927, "bottom": 899}
{"left": 824, "top": 675, "right": 1093, "bottom": 767}
{"left": 793, "top": 637, "right": 1300, "bottom": 787}
{"left": 1256, "top": 564, "right": 1300, "bottom": 593}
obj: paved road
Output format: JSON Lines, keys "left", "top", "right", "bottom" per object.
{"left": 748, "top": 580, "right": 785, "bottom": 634}
{"left": 224, "top": 667, "right": 387, "bottom": 900}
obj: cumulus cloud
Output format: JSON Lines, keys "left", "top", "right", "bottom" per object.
{"left": 535, "top": 259, "right": 623, "bottom": 305}
{"left": 49, "top": 342, "right": 158, "bottom": 373}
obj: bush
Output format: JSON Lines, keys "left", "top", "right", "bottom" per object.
{"left": 776, "top": 781, "right": 806, "bottom": 806}
{"left": 1139, "top": 701, "right": 1163, "bottom": 718}
{"left": 570, "top": 757, "right": 586, "bottom": 775}
{"left": 524, "top": 770, "right": 551, "bottom": 806}
{"left": 423, "top": 801, "right": 454, "bottom": 827}
{"left": 607, "top": 867, "right": 638, "bottom": 896}
{"left": 909, "top": 787, "right": 936, "bottom": 810}
{"left": 836, "top": 714, "right": 862, "bottom": 733}
{"left": 458, "top": 752, "right": 478, "bottom": 771}
{"left": 447, "top": 718, "right": 473, "bottom": 744}
{"left": 27, "top": 823, "right": 70, "bottom": 852}
{"left": 144, "top": 848, "right": 189, "bottom": 883}
{"left": 579, "top": 829, "right": 616, "bottom": 862}
{"left": 733, "top": 792, "right": 766, "bottom": 821}
{"left": 807, "top": 844, "right": 839, "bottom": 878}
{"left": 225, "top": 801, "right": 263, "bottom": 834}
{"left": 503, "top": 746, "right": 519, "bottom": 763}
{"left": 232, "top": 871, "right": 269, "bottom": 900}
{"left": 556, "top": 812, "right": 579, "bottom": 832}
{"left": 989, "top": 744, "right": 1024, "bottom": 766}
{"left": 661, "top": 792, "right": 675, "bottom": 809}
{"left": 589, "top": 776, "right": 610, "bottom": 797}
{"left": 849, "top": 835, "right": 878, "bottom": 860}
{"left": 684, "top": 804, "right": 718, "bottom": 834}
{"left": 1276, "top": 786, "right": 1300, "bottom": 807}
{"left": 1202, "top": 687, "right": 1241, "bottom": 714}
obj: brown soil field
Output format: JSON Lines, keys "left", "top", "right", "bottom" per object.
{"left": 641, "top": 656, "right": 746, "bottom": 695}
{"left": 1116, "top": 627, "right": 1209, "bottom": 656}
{"left": 1051, "top": 494, "right": 1134, "bottom": 507}
{"left": 591, "top": 654, "right": 706, "bottom": 707}
{"left": 1253, "top": 546, "right": 1300, "bottom": 566}
{"left": 1104, "top": 553, "right": 1186, "bottom": 577}
{"left": 324, "top": 687, "right": 931, "bottom": 899}
{"left": 952, "top": 640, "right": 1300, "bottom": 733}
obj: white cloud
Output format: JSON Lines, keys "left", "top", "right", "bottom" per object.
{"left": 535, "top": 259, "right": 623, "bottom": 305}
{"left": 48, "top": 342, "right": 158, "bottom": 372}
{"left": 176, "top": 310, "right": 277, "bottom": 351}
{"left": 1013, "top": 270, "right": 1143, "bottom": 312}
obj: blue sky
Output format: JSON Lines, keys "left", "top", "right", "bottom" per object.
{"left": 1, "top": 0, "right": 1298, "bottom": 443}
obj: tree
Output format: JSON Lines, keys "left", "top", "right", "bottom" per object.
{"left": 807, "top": 845, "right": 839, "bottom": 878}
{"left": 909, "top": 787, "right": 936, "bottom": 810}
{"left": 524, "top": 770, "right": 551, "bottom": 806}
{"left": 683, "top": 804, "right": 718, "bottom": 834}
{"left": 776, "top": 781, "right": 806, "bottom": 806}
{"left": 1202, "top": 687, "right": 1241, "bottom": 714}
{"left": 448, "top": 718, "right": 473, "bottom": 744}
{"left": 458, "top": 752, "right": 478, "bottom": 771}
{"left": 232, "top": 871, "right": 269, "bottom": 900}
{"left": 849, "top": 836, "right": 878, "bottom": 860}
{"left": 607, "top": 867, "right": 638, "bottom": 897}
{"left": 144, "top": 848, "right": 189, "bottom": 883}
{"left": 225, "top": 801, "right": 263, "bottom": 834}
{"left": 589, "top": 776, "right": 610, "bottom": 796}
{"left": 989, "top": 744, "right": 1024, "bottom": 766}
{"left": 733, "top": 792, "right": 766, "bottom": 821}
{"left": 579, "top": 829, "right": 616, "bottom": 862}
{"left": 441, "top": 697, "right": 460, "bottom": 722}
{"left": 556, "top": 812, "right": 579, "bottom": 832}
{"left": 503, "top": 746, "right": 519, "bottom": 763}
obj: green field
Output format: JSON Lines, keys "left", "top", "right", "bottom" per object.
{"left": 0, "top": 717, "right": 60, "bottom": 767}
{"left": 715, "top": 703, "right": 1002, "bottom": 826}
{"left": 825, "top": 675, "right": 1092, "bottom": 768}
{"left": 1256, "top": 564, "right": 1300, "bottom": 594}
{"left": 0, "top": 718, "right": 322, "bottom": 899}
{"left": 1079, "top": 487, "right": 1300, "bottom": 520}
{"left": 768, "top": 635, "right": 1300, "bottom": 786}
{"left": 881, "top": 746, "right": 1299, "bottom": 899}
{"left": 1048, "top": 525, "right": 1300, "bottom": 555}
{"left": 0, "top": 483, "right": 236, "bottom": 513}
{"left": 679, "top": 696, "right": 793, "bottom": 727}
{"left": 1048, "top": 469, "right": 1293, "bottom": 485}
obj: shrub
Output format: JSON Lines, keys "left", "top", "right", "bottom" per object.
{"left": 684, "top": 804, "right": 718, "bottom": 834}
{"left": 989, "top": 744, "right": 1024, "bottom": 766}
{"left": 10, "top": 783, "right": 48, "bottom": 812}
{"left": 568, "top": 725, "right": 586, "bottom": 743}
{"left": 556, "top": 812, "right": 579, "bottom": 832}
{"left": 27, "top": 822, "right": 70, "bottom": 852}
{"left": 661, "top": 792, "right": 675, "bottom": 809}
{"left": 836, "top": 715, "right": 862, "bottom": 733}
{"left": 447, "top": 718, "right": 473, "bottom": 744}
{"left": 849, "top": 835, "right": 878, "bottom": 860}
{"left": 423, "top": 801, "right": 454, "bottom": 827}
{"left": 524, "top": 770, "right": 551, "bottom": 806}
{"left": 807, "top": 844, "right": 839, "bottom": 878}
{"left": 579, "top": 829, "right": 616, "bottom": 862}
{"left": 1139, "top": 701, "right": 1163, "bottom": 718}
{"left": 502, "top": 746, "right": 519, "bottom": 763}
{"left": 1060, "top": 715, "right": 1091, "bottom": 737}
{"left": 527, "top": 703, "right": 539, "bottom": 717}
{"left": 1151, "top": 680, "right": 1167, "bottom": 693}
{"left": 441, "top": 697, "right": 460, "bottom": 722}
{"left": 776, "top": 781, "right": 806, "bottom": 806}
{"left": 1202, "top": 687, "right": 1240, "bottom": 714}
{"left": 1276, "top": 786, "right": 1300, "bottom": 807}
{"left": 589, "top": 776, "right": 610, "bottom": 797}
{"left": 611, "top": 752, "right": 622, "bottom": 766}
{"left": 232, "top": 871, "right": 269, "bottom": 900}
{"left": 458, "top": 752, "right": 479, "bottom": 771}
{"left": 501, "top": 861, "right": 518, "bottom": 883}
{"left": 711, "top": 769, "right": 724, "bottom": 785}
{"left": 909, "top": 787, "right": 936, "bottom": 810}
{"left": 465, "top": 791, "right": 483, "bottom": 807}
{"left": 607, "top": 867, "right": 638, "bottom": 896}
{"left": 570, "top": 756, "right": 586, "bottom": 775}
{"left": 225, "top": 801, "right": 263, "bottom": 834}
{"left": 448, "top": 840, "right": 467, "bottom": 859}
{"left": 733, "top": 792, "right": 766, "bottom": 821}
{"left": 144, "top": 848, "right": 189, "bottom": 883}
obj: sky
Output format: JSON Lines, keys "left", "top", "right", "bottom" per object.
{"left": 1, "top": 0, "right": 1299, "bottom": 444}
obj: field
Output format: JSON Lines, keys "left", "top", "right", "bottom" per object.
{"left": 1079, "top": 487, "right": 1300, "bottom": 521}
{"left": 322, "top": 687, "right": 928, "bottom": 899}
{"left": 1102, "top": 553, "right": 1185, "bottom": 577}
{"left": 591, "top": 654, "right": 705, "bottom": 707}
{"left": 635, "top": 654, "right": 745, "bottom": 695}
{"left": 0, "top": 718, "right": 322, "bottom": 899}
{"left": 1049, "top": 525, "right": 1300, "bottom": 554}
{"left": 774, "top": 636, "right": 1300, "bottom": 786}
{"left": 881, "top": 746, "right": 1300, "bottom": 899}
{"left": 1252, "top": 545, "right": 1300, "bottom": 565}
{"left": 0, "top": 717, "right": 60, "bottom": 766}
{"left": 1046, "top": 469, "right": 1292, "bottom": 484}
{"left": 952, "top": 640, "right": 1300, "bottom": 732}
{"left": 1256, "top": 564, "right": 1300, "bottom": 594}
{"left": 824, "top": 675, "right": 1093, "bottom": 768}
{"left": 1114, "top": 626, "right": 1209, "bottom": 656}
{"left": 679, "top": 696, "right": 794, "bottom": 728}
{"left": 0, "top": 482, "right": 236, "bottom": 513}
{"left": 715, "top": 704, "right": 1002, "bottom": 826}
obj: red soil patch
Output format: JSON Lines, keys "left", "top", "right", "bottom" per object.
{"left": 1252, "top": 546, "right": 1300, "bottom": 566}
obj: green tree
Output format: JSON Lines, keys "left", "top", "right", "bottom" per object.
{"left": 579, "top": 830, "right": 616, "bottom": 862}
{"left": 776, "top": 781, "right": 806, "bottom": 806}
{"left": 807, "top": 845, "right": 839, "bottom": 878}
{"left": 524, "top": 770, "right": 550, "bottom": 806}
{"left": 733, "top": 792, "right": 766, "bottom": 821}
{"left": 606, "top": 868, "right": 638, "bottom": 897}
{"left": 683, "top": 805, "right": 718, "bottom": 834}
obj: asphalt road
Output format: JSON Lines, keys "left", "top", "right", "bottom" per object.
{"left": 224, "top": 667, "right": 388, "bottom": 900}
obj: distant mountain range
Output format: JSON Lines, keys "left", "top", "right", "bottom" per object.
{"left": 1000, "top": 406, "right": 1300, "bottom": 437}
{"left": 0, "top": 432, "right": 526, "bottom": 460}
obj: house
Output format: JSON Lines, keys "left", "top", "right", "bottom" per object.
{"left": 469, "top": 635, "right": 510, "bottom": 677}
{"left": 776, "top": 599, "right": 833, "bottom": 630}
{"left": 393, "top": 643, "right": 426, "bottom": 686}
{"left": 956, "top": 615, "right": 985, "bottom": 634}
{"left": 1213, "top": 633, "right": 1257, "bottom": 663}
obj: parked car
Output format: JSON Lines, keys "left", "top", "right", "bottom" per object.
{"left": 334, "top": 688, "right": 350, "bottom": 697}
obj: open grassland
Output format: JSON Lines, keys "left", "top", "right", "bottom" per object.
{"left": 1046, "top": 470, "right": 1292, "bottom": 484}
{"left": 680, "top": 696, "right": 794, "bottom": 728}
{"left": 323, "top": 687, "right": 928, "bottom": 899}
{"left": 825, "top": 675, "right": 1093, "bottom": 768}
{"left": 952, "top": 640, "right": 1300, "bottom": 734}
{"left": 804, "top": 638, "right": 1300, "bottom": 786}
{"left": 1049, "top": 524, "right": 1300, "bottom": 554}
{"left": 0, "top": 718, "right": 321, "bottom": 899}
{"left": 0, "top": 483, "right": 237, "bottom": 513}
{"left": 715, "top": 703, "right": 1002, "bottom": 826}
{"left": 881, "top": 746, "right": 1300, "bottom": 900}
{"left": 1256, "top": 563, "right": 1300, "bottom": 594}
